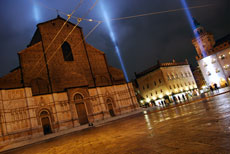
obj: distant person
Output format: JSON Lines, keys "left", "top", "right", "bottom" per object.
{"left": 214, "top": 83, "right": 219, "bottom": 92}
{"left": 210, "top": 86, "right": 214, "bottom": 93}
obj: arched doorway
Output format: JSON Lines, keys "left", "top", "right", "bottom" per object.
{"left": 74, "top": 94, "right": 88, "bottom": 125}
{"left": 107, "top": 99, "right": 115, "bottom": 117}
{"left": 40, "top": 110, "right": 52, "bottom": 135}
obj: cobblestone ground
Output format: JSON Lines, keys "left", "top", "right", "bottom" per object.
{"left": 7, "top": 93, "right": 230, "bottom": 154}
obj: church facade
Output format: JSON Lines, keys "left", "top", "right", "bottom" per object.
{"left": 0, "top": 17, "right": 138, "bottom": 145}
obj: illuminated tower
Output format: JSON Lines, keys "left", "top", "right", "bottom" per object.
{"left": 192, "top": 19, "right": 215, "bottom": 60}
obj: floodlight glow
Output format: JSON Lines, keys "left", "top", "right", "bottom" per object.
{"left": 32, "top": 0, "right": 40, "bottom": 22}
{"left": 100, "top": 2, "right": 129, "bottom": 82}
{"left": 146, "top": 98, "right": 150, "bottom": 102}
{"left": 180, "top": 0, "right": 207, "bottom": 57}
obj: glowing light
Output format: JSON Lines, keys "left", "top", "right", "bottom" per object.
{"left": 32, "top": 0, "right": 40, "bottom": 22}
{"left": 166, "top": 92, "right": 170, "bottom": 95}
{"left": 180, "top": 0, "right": 207, "bottom": 57}
{"left": 152, "top": 97, "right": 157, "bottom": 100}
{"left": 100, "top": 2, "right": 129, "bottom": 82}
{"left": 159, "top": 94, "right": 163, "bottom": 98}
{"left": 146, "top": 98, "right": 150, "bottom": 102}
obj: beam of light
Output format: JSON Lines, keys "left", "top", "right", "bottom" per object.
{"left": 100, "top": 2, "right": 129, "bottom": 82}
{"left": 180, "top": 0, "right": 207, "bottom": 57}
{"left": 32, "top": 0, "right": 40, "bottom": 22}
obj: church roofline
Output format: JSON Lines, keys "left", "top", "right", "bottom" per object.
{"left": 37, "top": 15, "right": 82, "bottom": 29}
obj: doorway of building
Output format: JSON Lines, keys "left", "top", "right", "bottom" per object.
{"left": 74, "top": 94, "right": 88, "bottom": 125}
{"left": 40, "top": 111, "right": 52, "bottom": 135}
{"left": 107, "top": 99, "right": 115, "bottom": 117}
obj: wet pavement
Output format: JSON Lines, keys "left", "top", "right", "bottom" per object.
{"left": 6, "top": 93, "right": 230, "bottom": 154}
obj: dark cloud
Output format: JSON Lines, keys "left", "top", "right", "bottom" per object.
{"left": 0, "top": 0, "right": 229, "bottom": 80}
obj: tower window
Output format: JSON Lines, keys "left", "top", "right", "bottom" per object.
{"left": 61, "top": 42, "right": 74, "bottom": 61}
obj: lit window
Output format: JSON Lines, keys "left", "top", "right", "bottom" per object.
{"left": 167, "top": 74, "right": 170, "bottom": 80}
{"left": 175, "top": 73, "right": 179, "bottom": 79}
{"left": 224, "top": 64, "right": 230, "bottom": 70}
{"left": 185, "top": 72, "right": 188, "bottom": 77}
{"left": 203, "top": 63, "right": 207, "bottom": 67}
{"left": 211, "top": 58, "right": 216, "bottom": 63}
{"left": 219, "top": 55, "right": 226, "bottom": 60}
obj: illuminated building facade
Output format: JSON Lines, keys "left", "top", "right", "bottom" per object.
{"left": 135, "top": 60, "right": 197, "bottom": 106}
{"left": 192, "top": 19, "right": 230, "bottom": 87}
{"left": 0, "top": 17, "right": 138, "bottom": 147}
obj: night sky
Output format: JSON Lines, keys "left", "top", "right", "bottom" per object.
{"left": 0, "top": 0, "right": 229, "bottom": 80}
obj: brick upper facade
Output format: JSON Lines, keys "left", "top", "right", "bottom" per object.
{"left": 0, "top": 16, "right": 126, "bottom": 95}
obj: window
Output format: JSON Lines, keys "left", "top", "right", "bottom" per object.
{"left": 147, "top": 84, "right": 149, "bottom": 89}
{"left": 207, "top": 71, "right": 211, "bottom": 76}
{"left": 167, "top": 74, "right": 171, "bottom": 80}
{"left": 169, "top": 85, "right": 172, "bottom": 89}
{"left": 203, "top": 62, "right": 207, "bottom": 67}
{"left": 185, "top": 72, "right": 188, "bottom": 77}
{"left": 216, "top": 68, "right": 220, "bottom": 73}
{"left": 143, "top": 86, "right": 145, "bottom": 90}
{"left": 159, "top": 79, "right": 161, "bottom": 83}
{"left": 175, "top": 73, "right": 178, "bottom": 79}
{"left": 211, "top": 58, "right": 216, "bottom": 64}
{"left": 160, "top": 89, "right": 163, "bottom": 93}
{"left": 154, "top": 81, "right": 157, "bottom": 86}
{"left": 151, "top": 93, "right": 153, "bottom": 96}
{"left": 177, "top": 84, "right": 180, "bottom": 88}
{"left": 146, "top": 95, "right": 148, "bottom": 98}
{"left": 155, "top": 91, "right": 158, "bottom": 94}
{"left": 61, "top": 41, "right": 74, "bottom": 61}
{"left": 219, "top": 55, "right": 225, "bottom": 60}
{"left": 224, "top": 64, "right": 230, "bottom": 70}
{"left": 173, "top": 85, "right": 176, "bottom": 89}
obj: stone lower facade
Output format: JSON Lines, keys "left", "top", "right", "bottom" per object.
{"left": 0, "top": 83, "right": 138, "bottom": 146}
